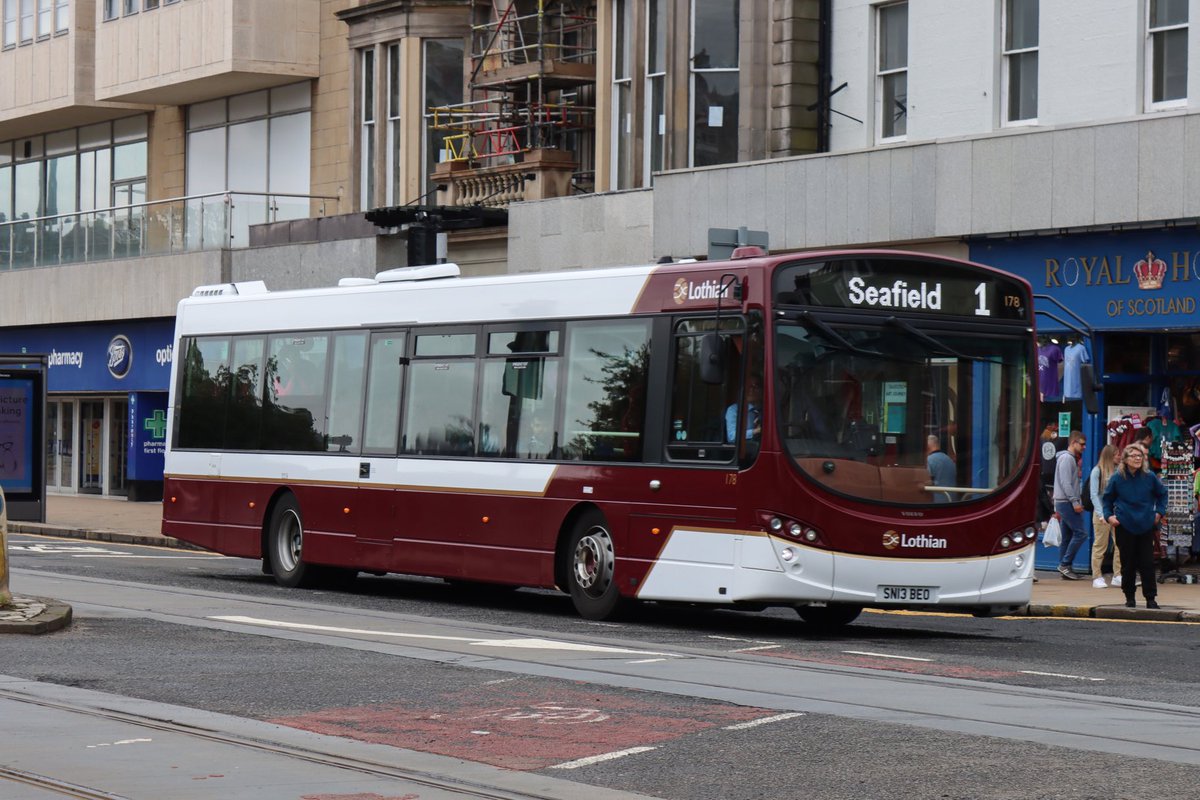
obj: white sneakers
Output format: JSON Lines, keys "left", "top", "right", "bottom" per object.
{"left": 1112, "top": 575, "right": 1123, "bottom": 588}
{"left": 1092, "top": 577, "right": 1107, "bottom": 588}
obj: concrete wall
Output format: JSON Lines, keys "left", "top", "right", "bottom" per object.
{"left": 0, "top": 250, "right": 226, "bottom": 327}
{"left": 507, "top": 189, "right": 655, "bottom": 272}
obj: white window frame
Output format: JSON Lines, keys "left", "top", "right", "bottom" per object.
{"left": 18, "top": 0, "right": 32, "bottom": 42}
{"left": 3, "top": 1, "right": 17, "bottom": 48}
{"left": 643, "top": 0, "right": 667, "bottom": 185}
{"left": 1146, "top": 0, "right": 1188, "bottom": 111}
{"left": 360, "top": 47, "right": 376, "bottom": 211}
{"left": 386, "top": 42, "right": 402, "bottom": 205}
{"left": 35, "top": 0, "right": 48, "bottom": 38}
{"left": 610, "top": 0, "right": 634, "bottom": 190}
{"left": 875, "top": 1, "right": 907, "bottom": 143}
{"left": 1001, "top": 0, "right": 1038, "bottom": 126}
{"left": 54, "top": 0, "right": 66, "bottom": 32}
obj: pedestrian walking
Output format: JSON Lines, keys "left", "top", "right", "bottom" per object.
{"left": 1052, "top": 431, "right": 1088, "bottom": 580}
{"left": 1088, "top": 444, "right": 1122, "bottom": 588}
{"left": 1101, "top": 445, "right": 1168, "bottom": 609}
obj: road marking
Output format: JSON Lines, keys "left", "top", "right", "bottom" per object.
{"left": 732, "top": 644, "right": 782, "bottom": 653}
{"left": 482, "top": 678, "right": 518, "bottom": 685}
{"left": 843, "top": 650, "right": 933, "bottom": 662}
{"left": 550, "top": 746, "right": 656, "bottom": 770}
{"left": 722, "top": 713, "right": 805, "bottom": 731}
{"left": 627, "top": 658, "right": 668, "bottom": 664}
{"left": 210, "top": 616, "right": 675, "bottom": 656}
{"left": 1020, "top": 670, "right": 1106, "bottom": 682}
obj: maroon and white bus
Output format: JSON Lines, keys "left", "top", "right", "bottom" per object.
{"left": 162, "top": 249, "right": 1038, "bottom": 626}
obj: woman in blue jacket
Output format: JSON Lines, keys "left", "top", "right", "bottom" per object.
{"left": 1101, "top": 445, "right": 1168, "bottom": 608}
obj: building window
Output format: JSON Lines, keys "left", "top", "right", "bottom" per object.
{"left": 35, "top": 0, "right": 48, "bottom": 37}
{"left": 612, "top": 0, "right": 634, "bottom": 189}
{"left": 876, "top": 2, "right": 908, "bottom": 140}
{"left": 1148, "top": 0, "right": 1188, "bottom": 107}
{"left": 145, "top": 0, "right": 159, "bottom": 9}
{"left": 3, "top": 1, "right": 16, "bottom": 47}
{"left": 19, "top": 0, "right": 32, "bottom": 42}
{"left": 102, "top": 0, "right": 116, "bottom": 21}
{"left": 645, "top": 0, "right": 667, "bottom": 183}
{"left": 1003, "top": 0, "right": 1038, "bottom": 123}
{"left": 360, "top": 48, "right": 375, "bottom": 211}
{"left": 185, "top": 83, "right": 313, "bottom": 247}
{"left": 423, "top": 39, "right": 464, "bottom": 194}
{"left": 386, "top": 43, "right": 402, "bottom": 205}
{"left": 122, "top": 0, "right": 137, "bottom": 15}
{"left": 690, "top": 0, "right": 739, "bottom": 167}
{"left": 54, "top": 0, "right": 66, "bottom": 32}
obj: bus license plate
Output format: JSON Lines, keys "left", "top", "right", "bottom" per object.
{"left": 876, "top": 585, "right": 938, "bottom": 603}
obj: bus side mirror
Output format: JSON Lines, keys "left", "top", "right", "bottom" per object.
{"left": 1080, "top": 363, "right": 1100, "bottom": 415}
{"left": 699, "top": 333, "right": 725, "bottom": 385}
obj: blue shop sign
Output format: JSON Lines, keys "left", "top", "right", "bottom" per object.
{"left": 0, "top": 319, "right": 174, "bottom": 392}
{"left": 128, "top": 391, "right": 167, "bottom": 482}
{"left": 970, "top": 229, "right": 1200, "bottom": 332}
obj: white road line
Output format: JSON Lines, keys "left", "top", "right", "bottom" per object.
{"left": 723, "top": 713, "right": 805, "bottom": 731}
{"left": 209, "top": 616, "right": 675, "bottom": 656}
{"left": 71, "top": 554, "right": 224, "bottom": 559}
{"left": 708, "top": 635, "right": 754, "bottom": 642}
{"left": 732, "top": 644, "right": 782, "bottom": 653}
{"left": 1021, "top": 670, "right": 1106, "bottom": 682}
{"left": 627, "top": 658, "right": 668, "bottom": 664}
{"left": 550, "top": 746, "right": 657, "bottom": 770}
{"left": 843, "top": 650, "right": 933, "bottom": 662}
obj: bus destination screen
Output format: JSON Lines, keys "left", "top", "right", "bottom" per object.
{"left": 774, "top": 258, "right": 1030, "bottom": 321}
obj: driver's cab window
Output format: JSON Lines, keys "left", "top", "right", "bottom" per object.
{"left": 667, "top": 316, "right": 759, "bottom": 463}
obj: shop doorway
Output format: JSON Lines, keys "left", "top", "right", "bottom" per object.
{"left": 46, "top": 399, "right": 75, "bottom": 492}
{"left": 108, "top": 397, "right": 129, "bottom": 496}
{"left": 80, "top": 400, "right": 104, "bottom": 494}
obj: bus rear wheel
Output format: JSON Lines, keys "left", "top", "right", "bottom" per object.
{"left": 796, "top": 604, "right": 863, "bottom": 629}
{"left": 267, "top": 495, "right": 317, "bottom": 589}
{"left": 565, "top": 511, "right": 622, "bottom": 620}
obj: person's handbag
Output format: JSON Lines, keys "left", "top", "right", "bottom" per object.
{"left": 1042, "top": 517, "right": 1062, "bottom": 548}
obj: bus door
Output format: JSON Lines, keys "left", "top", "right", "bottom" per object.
{"left": 353, "top": 331, "right": 407, "bottom": 572}
{"left": 625, "top": 317, "right": 757, "bottom": 594}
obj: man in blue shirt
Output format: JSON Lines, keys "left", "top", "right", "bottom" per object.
{"left": 726, "top": 379, "right": 763, "bottom": 442}
{"left": 926, "top": 435, "right": 955, "bottom": 503}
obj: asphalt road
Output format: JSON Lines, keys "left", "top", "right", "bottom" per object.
{"left": 6, "top": 535, "right": 1200, "bottom": 799}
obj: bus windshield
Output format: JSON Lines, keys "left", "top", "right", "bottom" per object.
{"left": 776, "top": 318, "right": 1031, "bottom": 505}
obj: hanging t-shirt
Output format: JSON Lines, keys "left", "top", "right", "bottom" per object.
{"left": 1062, "top": 342, "right": 1089, "bottom": 399}
{"left": 1038, "top": 342, "right": 1063, "bottom": 397}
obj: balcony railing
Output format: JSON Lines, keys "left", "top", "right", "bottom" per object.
{"left": 0, "top": 191, "right": 340, "bottom": 272}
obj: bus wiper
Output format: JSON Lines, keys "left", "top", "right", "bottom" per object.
{"left": 778, "top": 310, "right": 885, "bottom": 358}
{"left": 883, "top": 316, "right": 998, "bottom": 363}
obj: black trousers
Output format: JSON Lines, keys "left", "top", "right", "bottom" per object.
{"left": 1114, "top": 527, "right": 1157, "bottom": 600}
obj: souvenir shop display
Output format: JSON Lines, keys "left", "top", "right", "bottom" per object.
{"left": 1157, "top": 441, "right": 1197, "bottom": 583}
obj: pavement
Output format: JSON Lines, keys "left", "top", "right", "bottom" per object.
{"left": 3, "top": 494, "right": 1200, "bottom": 632}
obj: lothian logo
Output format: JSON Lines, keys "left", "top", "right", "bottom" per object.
{"left": 883, "top": 530, "right": 948, "bottom": 550}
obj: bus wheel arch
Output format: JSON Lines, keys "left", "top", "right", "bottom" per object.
{"left": 795, "top": 604, "right": 863, "bottom": 629}
{"left": 558, "top": 505, "right": 624, "bottom": 620}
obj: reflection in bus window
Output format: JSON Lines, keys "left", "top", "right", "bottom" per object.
{"left": 363, "top": 333, "right": 406, "bottom": 453}
{"left": 178, "top": 337, "right": 230, "bottom": 449}
{"left": 403, "top": 360, "right": 477, "bottom": 455}
{"left": 561, "top": 320, "right": 650, "bottom": 462}
{"left": 327, "top": 333, "right": 367, "bottom": 453}
{"left": 479, "top": 358, "right": 560, "bottom": 458}
{"left": 264, "top": 334, "right": 329, "bottom": 451}
{"left": 225, "top": 337, "right": 264, "bottom": 450}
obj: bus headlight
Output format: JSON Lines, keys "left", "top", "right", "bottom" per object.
{"left": 780, "top": 547, "right": 796, "bottom": 562}
{"left": 769, "top": 517, "right": 784, "bottom": 532}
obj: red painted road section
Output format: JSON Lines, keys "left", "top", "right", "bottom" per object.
{"left": 272, "top": 680, "right": 771, "bottom": 770}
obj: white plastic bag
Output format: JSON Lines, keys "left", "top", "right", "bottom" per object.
{"left": 1042, "top": 517, "right": 1062, "bottom": 548}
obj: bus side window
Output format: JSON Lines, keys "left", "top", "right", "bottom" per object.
{"left": 178, "top": 336, "right": 231, "bottom": 449}
{"left": 326, "top": 332, "right": 367, "bottom": 454}
{"left": 666, "top": 321, "right": 740, "bottom": 462}
{"left": 560, "top": 320, "right": 650, "bottom": 462}
{"left": 362, "top": 333, "right": 406, "bottom": 453}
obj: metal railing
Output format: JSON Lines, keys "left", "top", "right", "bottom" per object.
{"left": 0, "top": 191, "right": 341, "bottom": 272}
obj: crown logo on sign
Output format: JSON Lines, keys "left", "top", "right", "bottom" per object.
{"left": 1133, "top": 251, "right": 1167, "bottom": 290}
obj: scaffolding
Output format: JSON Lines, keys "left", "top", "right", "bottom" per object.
{"left": 431, "top": 1, "right": 596, "bottom": 172}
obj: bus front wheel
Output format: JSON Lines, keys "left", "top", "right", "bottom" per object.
{"left": 267, "top": 495, "right": 317, "bottom": 589}
{"left": 565, "top": 511, "right": 623, "bottom": 620}
{"left": 795, "top": 604, "right": 862, "bottom": 629}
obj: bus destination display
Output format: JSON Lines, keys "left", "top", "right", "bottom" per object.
{"left": 776, "top": 259, "right": 1030, "bottom": 321}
